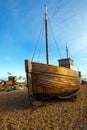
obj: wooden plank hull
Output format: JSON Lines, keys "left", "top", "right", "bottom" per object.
{"left": 25, "top": 60, "right": 81, "bottom": 98}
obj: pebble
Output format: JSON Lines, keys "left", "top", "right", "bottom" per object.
{"left": 0, "top": 85, "right": 87, "bottom": 130}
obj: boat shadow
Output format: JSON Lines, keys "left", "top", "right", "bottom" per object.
{"left": 37, "top": 95, "right": 76, "bottom": 103}
{"left": 0, "top": 90, "right": 77, "bottom": 112}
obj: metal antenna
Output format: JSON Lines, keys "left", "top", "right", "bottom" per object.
{"left": 66, "top": 44, "right": 68, "bottom": 58}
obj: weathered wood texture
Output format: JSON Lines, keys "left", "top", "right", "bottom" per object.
{"left": 25, "top": 60, "right": 33, "bottom": 95}
{"left": 25, "top": 61, "right": 81, "bottom": 94}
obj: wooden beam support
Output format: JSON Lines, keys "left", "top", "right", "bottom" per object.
{"left": 25, "top": 60, "right": 33, "bottom": 105}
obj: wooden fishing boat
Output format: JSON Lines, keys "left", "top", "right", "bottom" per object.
{"left": 25, "top": 6, "right": 81, "bottom": 101}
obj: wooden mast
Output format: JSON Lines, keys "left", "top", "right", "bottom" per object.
{"left": 45, "top": 5, "right": 49, "bottom": 64}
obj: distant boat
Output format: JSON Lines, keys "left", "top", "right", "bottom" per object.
{"left": 25, "top": 6, "right": 81, "bottom": 102}
{"left": 0, "top": 80, "right": 2, "bottom": 84}
{"left": 16, "top": 76, "right": 25, "bottom": 83}
{"left": 0, "top": 80, "right": 5, "bottom": 85}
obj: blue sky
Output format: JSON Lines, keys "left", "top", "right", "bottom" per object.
{"left": 0, "top": 0, "right": 87, "bottom": 79}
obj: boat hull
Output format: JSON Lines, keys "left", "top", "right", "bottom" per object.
{"left": 25, "top": 60, "right": 81, "bottom": 98}
{"left": 34, "top": 88, "right": 79, "bottom": 99}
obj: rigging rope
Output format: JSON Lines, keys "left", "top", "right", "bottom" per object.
{"left": 31, "top": 17, "right": 44, "bottom": 61}
{"left": 48, "top": 16, "right": 62, "bottom": 59}
{"left": 37, "top": 22, "right": 44, "bottom": 62}
{"left": 32, "top": 15, "right": 62, "bottom": 62}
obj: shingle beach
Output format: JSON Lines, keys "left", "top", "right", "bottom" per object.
{"left": 0, "top": 85, "right": 87, "bottom": 130}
